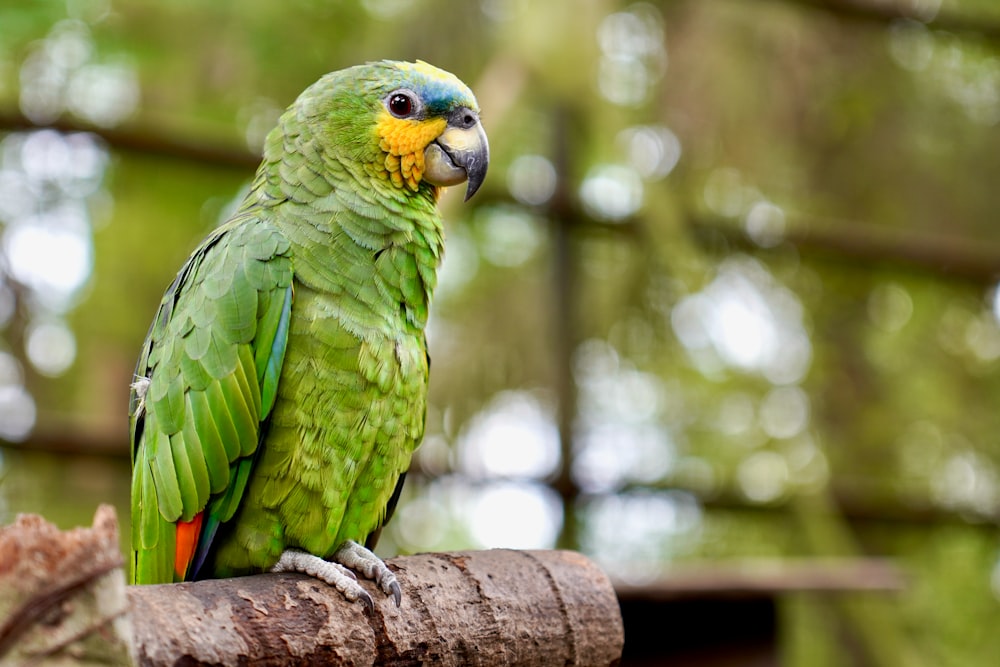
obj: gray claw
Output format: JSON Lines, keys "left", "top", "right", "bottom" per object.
{"left": 389, "top": 581, "right": 401, "bottom": 607}
{"left": 332, "top": 540, "right": 404, "bottom": 607}
{"left": 358, "top": 588, "right": 374, "bottom": 612}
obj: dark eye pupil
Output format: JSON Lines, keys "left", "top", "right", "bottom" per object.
{"left": 389, "top": 94, "right": 412, "bottom": 117}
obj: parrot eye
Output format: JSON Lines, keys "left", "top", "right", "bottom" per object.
{"left": 387, "top": 92, "right": 415, "bottom": 118}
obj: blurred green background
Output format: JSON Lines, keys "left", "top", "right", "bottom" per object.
{"left": 2, "top": 0, "right": 1000, "bottom": 664}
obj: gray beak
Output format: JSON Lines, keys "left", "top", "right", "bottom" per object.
{"left": 423, "top": 107, "right": 489, "bottom": 200}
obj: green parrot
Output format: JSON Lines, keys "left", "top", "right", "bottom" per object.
{"left": 129, "top": 60, "right": 488, "bottom": 607}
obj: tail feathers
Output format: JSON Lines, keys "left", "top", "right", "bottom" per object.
{"left": 174, "top": 513, "right": 204, "bottom": 580}
{"left": 131, "top": 512, "right": 176, "bottom": 585}
{"left": 189, "top": 512, "right": 221, "bottom": 580}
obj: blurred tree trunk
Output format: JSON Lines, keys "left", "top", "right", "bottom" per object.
{"left": 786, "top": 491, "right": 926, "bottom": 667}
{"left": 551, "top": 104, "right": 583, "bottom": 551}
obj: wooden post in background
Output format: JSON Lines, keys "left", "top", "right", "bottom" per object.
{"left": 0, "top": 504, "right": 133, "bottom": 665}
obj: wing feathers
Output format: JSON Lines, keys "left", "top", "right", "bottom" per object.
{"left": 130, "top": 217, "right": 294, "bottom": 583}
{"left": 188, "top": 388, "right": 231, "bottom": 461}
{"left": 202, "top": 380, "right": 241, "bottom": 457}
{"left": 149, "top": 424, "right": 183, "bottom": 521}
{"left": 260, "top": 286, "right": 292, "bottom": 418}
{"left": 170, "top": 429, "right": 210, "bottom": 522}
{"left": 236, "top": 345, "right": 262, "bottom": 424}
{"left": 134, "top": 455, "right": 158, "bottom": 549}
{"left": 182, "top": 400, "right": 227, "bottom": 494}
{"left": 223, "top": 361, "right": 260, "bottom": 457}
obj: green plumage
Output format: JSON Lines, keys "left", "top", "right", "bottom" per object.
{"left": 130, "top": 61, "right": 484, "bottom": 585}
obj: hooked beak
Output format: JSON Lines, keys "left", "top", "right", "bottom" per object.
{"left": 423, "top": 107, "right": 489, "bottom": 201}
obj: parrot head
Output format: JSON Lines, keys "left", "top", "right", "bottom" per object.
{"left": 296, "top": 60, "right": 489, "bottom": 201}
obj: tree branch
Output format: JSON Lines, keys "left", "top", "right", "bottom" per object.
{"left": 129, "top": 549, "right": 624, "bottom": 667}
{"left": 776, "top": 0, "right": 1000, "bottom": 42}
{"left": 687, "top": 213, "right": 1000, "bottom": 284}
{"left": 616, "top": 557, "right": 905, "bottom": 600}
{"left": 0, "top": 109, "right": 258, "bottom": 168}
{"left": 1, "top": 507, "right": 624, "bottom": 666}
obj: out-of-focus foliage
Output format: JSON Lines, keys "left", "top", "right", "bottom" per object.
{"left": 2, "top": 0, "right": 1000, "bottom": 664}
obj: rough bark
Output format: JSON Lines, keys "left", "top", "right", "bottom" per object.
{"left": 0, "top": 504, "right": 133, "bottom": 666}
{"left": 129, "top": 549, "right": 623, "bottom": 667}
{"left": 0, "top": 507, "right": 622, "bottom": 666}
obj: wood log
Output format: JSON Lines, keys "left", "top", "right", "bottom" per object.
{"left": 0, "top": 507, "right": 622, "bottom": 665}
{"left": 129, "top": 549, "right": 623, "bottom": 666}
{"left": 0, "top": 504, "right": 133, "bottom": 666}
{"left": 0, "top": 506, "right": 623, "bottom": 666}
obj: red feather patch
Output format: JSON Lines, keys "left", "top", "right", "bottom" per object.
{"left": 175, "top": 513, "right": 204, "bottom": 580}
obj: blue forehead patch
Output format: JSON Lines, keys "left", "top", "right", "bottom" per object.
{"left": 388, "top": 60, "right": 478, "bottom": 115}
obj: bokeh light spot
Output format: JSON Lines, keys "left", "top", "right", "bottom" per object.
{"left": 596, "top": 3, "right": 667, "bottom": 107}
{"left": 887, "top": 19, "right": 935, "bottom": 72}
{"left": 474, "top": 206, "right": 543, "bottom": 268}
{"left": 0, "top": 385, "right": 36, "bottom": 442}
{"left": 671, "top": 257, "right": 812, "bottom": 385}
{"left": 759, "top": 386, "right": 810, "bottom": 440}
{"left": 868, "top": 283, "right": 914, "bottom": 333}
{"left": 459, "top": 391, "right": 560, "bottom": 479}
{"left": 468, "top": 481, "right": 562, "bottom": 549}
{"left": 26, "top": 321, "right": 77, "bottom": 377}
{"left": 737, "top": 450, "right": 789, "bottom": 503}
{"left": 581, "top": 491, "right": 702, "bottom": 583}
{"left": 580, "top": 164, "right": 643, "bottom": 222}
{"left": 618, "top": 125, "right": 681, "bottom": 180}
{"left": 507, "top": 154, "right": 557, "bottom": 206}
{"left": 745, "top": 201, "right": 786, "bottom": 248}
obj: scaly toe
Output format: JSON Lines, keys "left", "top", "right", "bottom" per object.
{"left": 271, "top": 549, "right": 371, "bottom": 607}
{"left": 333, "top": 540, "right": 402, "bottom": 607}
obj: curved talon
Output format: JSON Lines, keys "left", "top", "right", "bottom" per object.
{"left": 357, "top": 588, "right": 375, "bottom": 612}
{"left": 333, "top": 540, "right": 403, "bottom": 606}
{"left": 374, "top": 567, "right": 401, "bottom": 606}
{"left": 388, "top": 580, "right": 402, "bottom": 607}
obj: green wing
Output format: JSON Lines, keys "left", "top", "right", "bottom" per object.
{"left": 129, "top": 215, "right": 293, "bottom": 584}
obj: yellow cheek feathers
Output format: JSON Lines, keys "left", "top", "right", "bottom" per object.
{"left": 376, "top": 113, "right": 448, "bottom": 192}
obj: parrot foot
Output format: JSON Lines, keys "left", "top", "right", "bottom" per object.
{"left": 333, "top": 540, "right": 402, "bottom": 607}
{"left": 271, "top": 549, "right": 376, "bottom": 611}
